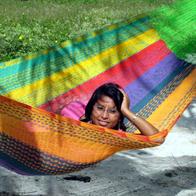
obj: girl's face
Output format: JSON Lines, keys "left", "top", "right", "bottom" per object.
{"left": 91, "top": 95, "right": 121, "bottom": 129}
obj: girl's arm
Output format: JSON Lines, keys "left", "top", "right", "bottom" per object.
{"left": 120, "top": 89, "right": 164, "bottom": 143}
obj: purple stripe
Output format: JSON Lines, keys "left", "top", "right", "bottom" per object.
{"left": 0, "top": 160, "right": 28, "bottom": 175}
{"left": 125, "top": 53, "right": 184, "bottom": 107}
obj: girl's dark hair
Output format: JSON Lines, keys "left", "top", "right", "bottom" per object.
{"left": 81, "top": 83, "right": 127, "bottom": 131}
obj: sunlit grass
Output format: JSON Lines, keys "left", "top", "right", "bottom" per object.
{"left": 0, "top": 0, "right": 174, "bottom": 61}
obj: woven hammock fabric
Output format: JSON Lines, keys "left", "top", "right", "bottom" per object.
{"left": 0, "top": 6, "right": 196, "bottom": 175}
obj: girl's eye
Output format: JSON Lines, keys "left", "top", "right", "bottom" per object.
{"left": 108, "top": 109, "right": 117, "bottom": 114}
{"left": 95, "top": 104, "right": 118, "bottom": 114}
{"left": 96, "top": 105, "right": 104, "bottom": 110}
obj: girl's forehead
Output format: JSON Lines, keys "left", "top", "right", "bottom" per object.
{"left": 97, "top": 95, "right": 116, "bottom": 106}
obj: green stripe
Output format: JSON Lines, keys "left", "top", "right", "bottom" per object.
{"left": 1, "top": 17, "right": 151, "bottom": 94}
{"left": 1, "top": 17, "right": 149, "bottom": 73}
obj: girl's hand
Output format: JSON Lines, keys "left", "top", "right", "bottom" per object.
{"left": 119, "top": 89, "right": 130, "bottom": 115}
{"left": 118, "top": 88, "right": 163, "bottom": 142}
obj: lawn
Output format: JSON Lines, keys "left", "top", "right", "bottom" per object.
{"left": 0, "top": 0, "right": 174, "bottom": 62}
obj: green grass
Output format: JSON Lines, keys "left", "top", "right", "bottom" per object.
{"left": 0, "top": 0, "right": 174, "bottom": 62}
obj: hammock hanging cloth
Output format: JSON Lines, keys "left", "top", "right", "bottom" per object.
{"left": 0, "top": 0, "right": 195, "bottom": 175}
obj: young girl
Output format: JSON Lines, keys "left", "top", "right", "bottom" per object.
{"left": 80, "top": 83, "right": 164, "bottom": 142}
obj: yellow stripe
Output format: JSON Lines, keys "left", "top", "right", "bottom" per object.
{"left": 147, "top": 69, "right": 196, "bottom": 131}
{"left": 6, "top": 29, "right": 159, "bottom": 106}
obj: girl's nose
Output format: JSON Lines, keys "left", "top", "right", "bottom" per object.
{"left": 101, "top": 110, "right": 109, "bottom": 118}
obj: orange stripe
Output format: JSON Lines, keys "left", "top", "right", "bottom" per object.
{"left": 0, "top": 114, "right": 121, "bottom": 163}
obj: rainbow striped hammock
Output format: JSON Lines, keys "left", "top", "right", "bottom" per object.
{"left": 0, "top": 1, "right": 195, "bottom": 175}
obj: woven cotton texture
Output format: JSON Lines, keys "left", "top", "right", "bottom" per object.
{"left": 0, "top": 13, "right": 195, "bottom": 175}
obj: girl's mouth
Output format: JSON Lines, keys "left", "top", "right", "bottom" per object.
{"left": 98, "top": 120, "right": 109, "bottom": 126}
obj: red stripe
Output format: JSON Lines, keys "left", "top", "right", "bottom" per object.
{"left": 40, "top": 40, "right": 171, "bottom": 111}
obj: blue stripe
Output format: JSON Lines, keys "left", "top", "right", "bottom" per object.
{"left": 0, "top": 152, "right": 44, "bottom": 175}
{"left": 0, "top": 17, "right": 150, "bottom": 82}
{"left": 124, "top": 53, "right": 183, "bottom": 108}
{"left": 132, "top": 62, "right": 191, "bottom": 113}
